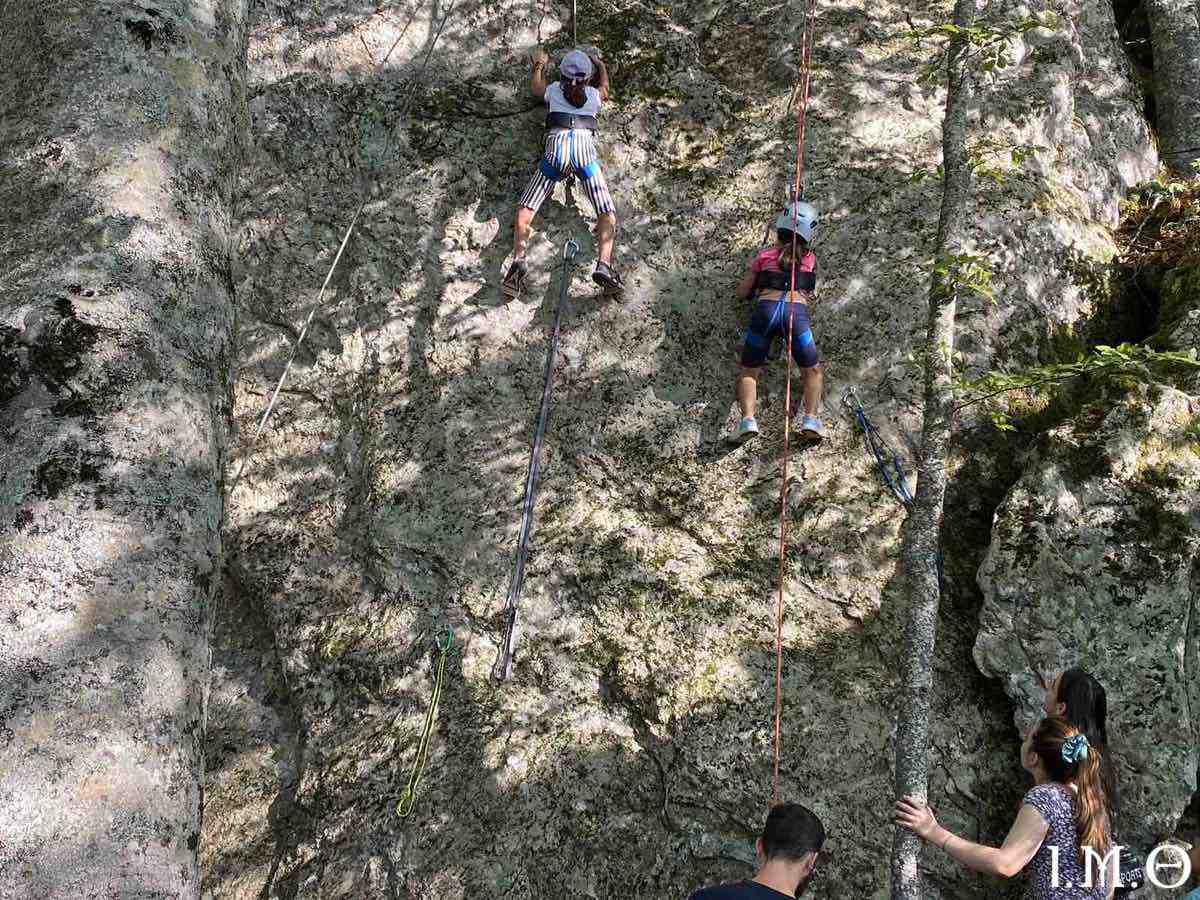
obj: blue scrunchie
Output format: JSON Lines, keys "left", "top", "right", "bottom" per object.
{"left": 1062, "top": 733, "right": 1090, "bottom": 763}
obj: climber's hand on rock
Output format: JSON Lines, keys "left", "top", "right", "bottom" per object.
{"left": 531, "top": 47, "right": 549, "bottom": 67}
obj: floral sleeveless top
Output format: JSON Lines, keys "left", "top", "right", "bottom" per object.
{"left": 1022, "top": 783, "right": 1109, "bottom": 899}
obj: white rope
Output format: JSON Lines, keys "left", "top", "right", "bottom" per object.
{"left": 228, "top": 204, "right": 362, "bottom": 493}
{"left": 228, "top": 4, "right": 456, "bottom": 495}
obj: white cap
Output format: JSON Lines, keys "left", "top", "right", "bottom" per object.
{"left": 561, "top": 49, "right": 594, "bottom": 81}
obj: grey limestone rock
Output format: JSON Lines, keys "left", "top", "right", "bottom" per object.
{"left": 1155, "top": 266, "right": 1200, "bottom": 391}
{"left": 204, "top": 0, "right": 1169, "bottom": 896}
{"left": 0, "top": 0, "right": 247, "bottom": 896}
{"left": 956, "top": 0, "right": 1158, "bottom": 377}
{"left": 975, "top": 384, "right": 1200, "bottom": 849}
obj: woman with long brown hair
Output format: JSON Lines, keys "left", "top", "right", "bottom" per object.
{"left": 1044, "top": 667, "right": 1118, "bottom": 816}
{"left": 895, "top": 717, "right": 1117, "bottom": 898}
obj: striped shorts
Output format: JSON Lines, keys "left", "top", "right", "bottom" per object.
{"left": 518, "top": 128, "right": 616, "bottom": 216}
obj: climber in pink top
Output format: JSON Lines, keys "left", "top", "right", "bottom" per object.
{"left": 732, "top": 201, "right": 824, "bottom": 443}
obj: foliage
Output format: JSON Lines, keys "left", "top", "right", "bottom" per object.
{"left": 967, "top": 137, "right": 1046, "bottom": 183}
{"left": 909, "top": 10, "right": 1059, "bottom": 84}
{"left": 1117, "top": 173, "right": 1200, "bottom": 269}
{"left": 910, "top": 137, "right": 1047, "bottom": 185}
{"left": 1184, "top": 415, "right": 1200, "bottom": 445}
{"left": 955, "top": 343, "right": 1200, "bottom": 430}
{"left": 933, "top": 251, "right": 997, "bottom": 302}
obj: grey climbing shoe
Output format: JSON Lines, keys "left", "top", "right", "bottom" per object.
{"left": 502, "top": 258, "right": 528, "bottom": 301}
{"left": 799, "top": 414, "right": 825, "bottom": 441}
{"left": 592, "top": 259, "right": 625, "bottom": 294}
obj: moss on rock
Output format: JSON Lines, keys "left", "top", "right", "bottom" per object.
{"left": 1152, "top": 264, "right": 1200, "bottom": 350}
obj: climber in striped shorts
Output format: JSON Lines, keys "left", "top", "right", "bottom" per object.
{"left": 503, "top": 47, "right": 623, "bottom": 299}
{"left": 518, "top": 128, "right": 616, "bottom": 225}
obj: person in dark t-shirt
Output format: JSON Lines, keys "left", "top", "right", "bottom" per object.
{"left": 688, "top": 802, "right": 826, "bottom": 899}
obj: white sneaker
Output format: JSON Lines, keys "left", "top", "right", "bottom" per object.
{"left": 734, "top": 416, "right": 759, "bottom": 443}
{"left": 799, "top": 414, "right": 825, "bottom": 440}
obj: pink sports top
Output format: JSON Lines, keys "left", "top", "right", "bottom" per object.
{"left": 751, "top": 247, "right": 817, "bottom": 296}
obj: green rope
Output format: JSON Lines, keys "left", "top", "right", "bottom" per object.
{"left": 396, "top": 626, "right": 453, "bottom": 817}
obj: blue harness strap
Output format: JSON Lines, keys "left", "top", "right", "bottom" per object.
{"left": 539, "top": 158, "right": 565, "bottom": 182}
{"left": 745, "top": 328, "right": 768, "bottom": 348}
{"left": 768, "top": 298, "right": 785, "bottom": 331}
{"left": 539, "top": 134, "right": 601, "bottom": 182}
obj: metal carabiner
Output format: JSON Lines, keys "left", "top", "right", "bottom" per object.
{"left": 564, "top": 238, "right": 580, "bottom": 261}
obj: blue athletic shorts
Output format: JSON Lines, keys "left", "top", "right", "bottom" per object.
{"left": 741, "top": 298, "right": 820, "bottom": 368}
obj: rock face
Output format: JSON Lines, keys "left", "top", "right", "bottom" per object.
{"left": 0, "top": 1, "right": 246, "bottom": 896}
{"left": 2, "top": 0, "right": 1189, "bottom": 891}
{"left": 955, "top": 0, "right": 1157, "bottom": 375}
{"left": 975, "top": 384, "right": 1200, "bottom": 849}
{"left": 1155, "top": 265, "right": 1200, "bottom": 378}
{"left": 198, "top": 0, "right": 1176, "bottom": 896}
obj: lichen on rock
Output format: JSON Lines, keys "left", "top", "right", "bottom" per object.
{"left": 0, "top": 1, "right": 247, "bottom": 896}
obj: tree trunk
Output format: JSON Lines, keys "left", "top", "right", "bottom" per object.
{"left": 888, "top": 0, "right": 977, "bottom": 896}
{"left": 0, "top": 1, "right": 246, "bottom": 896}
{"left": 1145, "top": 0, "right": 1200, "bottom": 173}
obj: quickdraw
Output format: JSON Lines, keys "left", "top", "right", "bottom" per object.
{"left": 842, "top": 387, "right": 915, "bottom": 509}
{"left": 842, "top": 387, "right": 945, "bottom": 589}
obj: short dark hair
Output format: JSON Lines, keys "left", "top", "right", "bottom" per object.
{"left": 761, "top": 802, "right": 825, "bottom": 861}
{"left": 776, "top": 228, "right": 809, "bottom": 248}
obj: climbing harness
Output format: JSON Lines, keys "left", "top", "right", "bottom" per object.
{"left": 771, "top": 0, "right": 819, "bottom": 809}
{"left": 544, "top": 111, "right": 598, "bottom": 131}
{"left": 396, "top": 626, "right": 454, "bottom": 817}
{"left": 754, "top": 267, "right": 816, "bottom": 294}
{"left": 537, "top": 149, "right": 602, "bottom": 184}
{"left": 841, "top": 387, "right": 915, "bottom": 508}
{"left": 493, "top": 238, "right": 581, "bottom": 682}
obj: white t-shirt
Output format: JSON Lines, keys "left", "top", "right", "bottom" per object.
{"left": 545, "top": 82, "right": 601, "bottom": 118}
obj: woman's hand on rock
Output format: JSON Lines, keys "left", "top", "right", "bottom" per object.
{"left": 894, "top": 796, "right": 940, "bottom": 842}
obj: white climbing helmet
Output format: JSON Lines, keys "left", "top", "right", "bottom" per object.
{"left": 775, "top": 201, "right": 819, "bottom": 243}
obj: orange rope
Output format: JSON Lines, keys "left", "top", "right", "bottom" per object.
{"left": 772, "top": 0, "right": 819, "bottom": 809}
